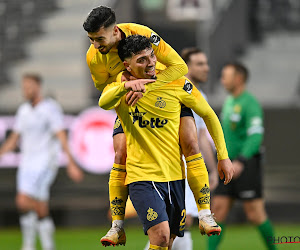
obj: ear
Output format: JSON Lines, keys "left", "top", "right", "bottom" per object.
{"left": 113, "top": 25, "right": 118, "bottom": 35}
{"left": 123, "top": 61, "right": 131, "bottom": 72}
{"left": 236, "top": 73, "right": 244, "bottom": 84}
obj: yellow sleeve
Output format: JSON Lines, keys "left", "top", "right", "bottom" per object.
{"left": 175, "top": 79, "right": 229, "bottom": 160}
{"left": 98, "top": 72, "right": 127, "bottom": 110}
{"left": 128, "top": 24, "right": 188, "bottom": 92}
{"left": 86, "top": 45, "right": 118, "bottom": 92}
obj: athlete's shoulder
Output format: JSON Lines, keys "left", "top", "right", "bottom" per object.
{"left": 243, "top": 91, "right": 261, "bottom": 107}
{"left": 86, "top": 44, "right": 98, "bottom": 66}
{"left": 168, "top": 77, "right": 194, "bottom": 93}
{"left": 42, "top": 98, "right": 63, "bottom": 114}
{"left": 17, "top": 102, "right": 30, "bottom": 115}
{"left": 118, "top": 23, "right": 154, "bottom": 37}
{"left": 167, "top": 76, "right": 188, "bottom": 87}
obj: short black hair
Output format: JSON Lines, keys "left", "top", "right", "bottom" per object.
{"left": 83, "top": 6, "right": 116, "bottom": 33}
{"left": 118, "top": 35, "right": 152, "bottom": 62}
{"left": 180, "top": 47, "right": 203, "bottom": 64}
{"left": 225, "top": 62, "right": 249, "bottom": 82}
{"left": 23, "top": 73, "right": 42, "bottom": 85}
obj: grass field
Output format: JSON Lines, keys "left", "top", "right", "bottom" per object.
{"left": 1, "top": 224, "right": 300, "bottom": 250}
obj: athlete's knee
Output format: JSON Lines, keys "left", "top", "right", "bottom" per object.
{"left": 113, "top": 135, "right": 127, "bottom": 165}
{"left": 154, "top": 230, "right": 169, "bottom": 246}
{"left": 183, "top": 140, "right": 200, "bottom": 157}
{"left": 16, "top": 193, "right": 33, "bottom": 212}
{"left": 244, "top": 201, "right": 267, "bottom": 225}
{"left": 180, "top": 132, "right": 200, "bottom": 157}
{"left": 148, "top": 222, "right": 170, "bottom": 247}
{"left": 114, "top": 150, "right": 126, "bottom": 165}
{"left": 179, "top": 117, "right": 200, "bottom": 157}
{"left": 36, "top": 203, "right": 49, "bottom": 218}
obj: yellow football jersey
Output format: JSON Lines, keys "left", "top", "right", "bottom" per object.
{"left": 99, "top": 75, "right": 228, "bottom": 185}
{"left": 86, "top": 23, "right": 187, "bottom": 91}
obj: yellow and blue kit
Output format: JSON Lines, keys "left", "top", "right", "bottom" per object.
{"left": 99, "top": 74, "right": 228, "bottom": 185}
{"left": 86, "top": 23, "right": 188, "bottom": 91}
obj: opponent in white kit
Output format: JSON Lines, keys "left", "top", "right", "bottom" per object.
{"left": 0, "top": 73, "right": 83, "bottom": 250}
{"left": 172, "top": 48, "right": 219, "bottom": 250}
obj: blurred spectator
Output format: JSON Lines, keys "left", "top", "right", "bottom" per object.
{"left": 0, "top": 73, "right": 83, "bottom": 250}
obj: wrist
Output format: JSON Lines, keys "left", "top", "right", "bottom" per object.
{"left": 236, "top": 156, "right": 247, "bottom": 166}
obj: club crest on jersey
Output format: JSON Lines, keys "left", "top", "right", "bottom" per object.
{"left": 129, "top": 106, "right": 168, "bottom": 128}
{"left": 150, "top": 32, "right": 161, "bottom": 46}
{"left": 183, "top": 80, "right": 193, "bottom": 94}
{"left": 155, "top": 97, "right": 166, "bottom": 108}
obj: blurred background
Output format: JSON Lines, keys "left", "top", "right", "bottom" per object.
{"left": 0, "top": 0, "right": 299, "bottom": 249}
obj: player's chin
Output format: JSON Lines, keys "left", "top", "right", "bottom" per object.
{"left": 98, "top": 47, "right": 109, "bottom": 54}
{"left": 144, "top": 71, "right": 156, "bottom": 79}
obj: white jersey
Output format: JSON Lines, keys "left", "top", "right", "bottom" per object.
{"left": 13, "top": 98, "right": 64, "bottom": 170}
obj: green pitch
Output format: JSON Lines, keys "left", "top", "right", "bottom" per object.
{"left": 1, "top": 224, "right": 299, "bottom": 250}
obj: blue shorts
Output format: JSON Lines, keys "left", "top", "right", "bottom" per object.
{"left": 112, "top": 105, "right": 194, "bottom": 137}
{"left": 128, "top": 180, "right": 186, "bottom": 237}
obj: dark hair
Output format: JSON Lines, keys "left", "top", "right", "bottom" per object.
{"left": 83, "top": 6, "right": 116, "bottom": 33}
{"left": 180, "top": 47, "right": 203, "bottom": 64}
{"left": 118, "top": 35, "right": 152, "bottom": 61}
{"left": 225, "top": 62, "right": 249, "bottom": 82}
{"left": 23, "top": 73, "right": 42, "bottom": 85}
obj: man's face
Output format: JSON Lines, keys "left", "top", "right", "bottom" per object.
{"left": 87, "top": 25, "right": 117, "bottom": 54}
{"left": 187, "top": 52, "right": 210, "bottom": 83}
{"left": 221, "top": 66, "right": 237, "bottom": 93}
{"left": 22, "top": 77, "right": 40, "bottom": 101}
{"left": 124, "top": 48, "right": 157, "bottom": 79}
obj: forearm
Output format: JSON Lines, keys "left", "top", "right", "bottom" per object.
{"left": 203, "top": 111, "right": 228, "bottom": 160}
{"left": 98, "top": 82, "right": 127, "bottom": 110}
{"left": 0, "top": 133, "right": 19, "bottom": 157}
{"left": 56, "top": 130, "right": 76, "bottom": 164}
{"left": 94, "top": 74, "right": 118, "bottom": 92}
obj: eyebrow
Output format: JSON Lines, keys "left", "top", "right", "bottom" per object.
{"left": 88, "top": 36, "right": 104, "bottom": 40}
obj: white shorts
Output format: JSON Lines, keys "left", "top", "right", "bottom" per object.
{"left": 17, "top": 164, "right": 58, "bottom": 201}
{"left": 183, "top": 156, "right": 199, "bottom": 218}
{"left": 185, "top": 179, "right": 198, "bottom": 218}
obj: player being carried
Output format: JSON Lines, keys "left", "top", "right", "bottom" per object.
{"left": 98, "top": 35, "right": 233, "bottom": 250}
{"left": 83, "top": 6, "right": 234, "bottom": 246}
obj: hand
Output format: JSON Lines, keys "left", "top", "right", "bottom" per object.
{"left": 67, "top": 161, "right": 84, "bottom": 183}
{"left": 217, "top": 158, "right": 234, "bottom": 185}
{"left": 124, "top": 79, "right": 155, "bottom": 92}
{"left": 126, "top": 91, "right": 144, "bottom": 106}
{"left": 209, "top": 170, "right": 219, "bottom": 191}
{"left": 232, "top": 160, "right": 244, "bottom": 179}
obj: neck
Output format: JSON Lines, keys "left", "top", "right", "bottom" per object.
{"left": 185, "top": 74, "right": 202, "bottom": 88}
{"left": 30, "top": 95, "right": 42, "bottom": 107}
{"left": 116, "top": 26, "right": 124, "bottom": 44}
{"left": 231, "top": 84, "right": 245, "bottom": 97}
